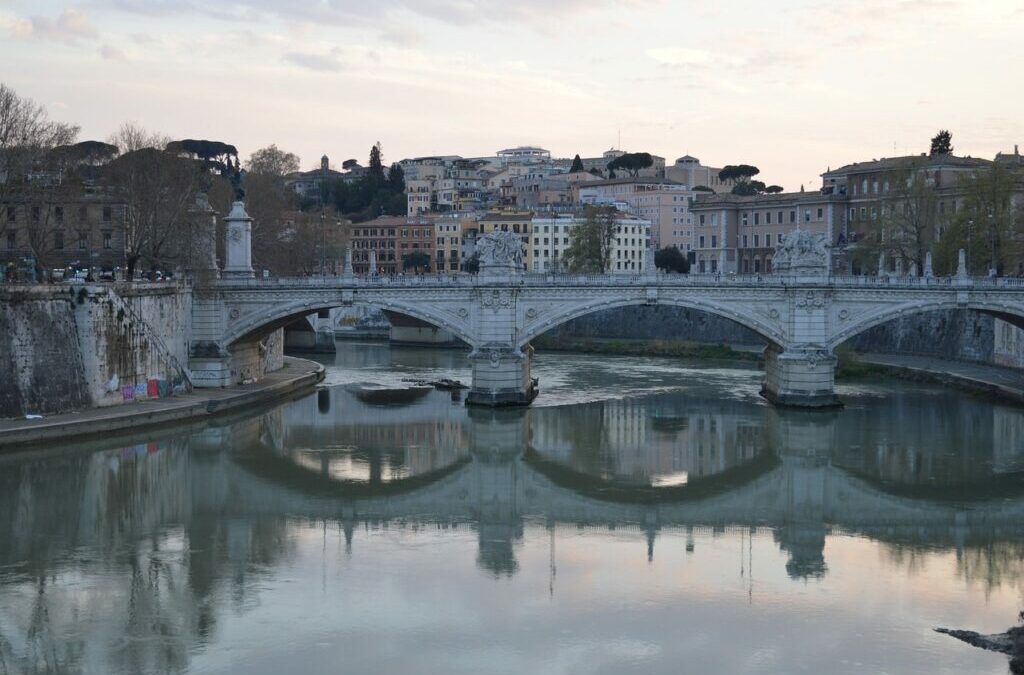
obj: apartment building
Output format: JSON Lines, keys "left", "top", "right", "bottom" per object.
{"left": 664, "top": 155, "right": 736, "bottom": 191}
{"left": 530, "top": 211, "right": 652, "bottom": 274}
{"left": 348, "top": 215, "right": 435, "bottom": 275}
{"left": 1, "top": 194, "right": 127, "bottom": 273}
{"left": 689, "top": 191, "right": 846, "bottom": 274}
{"left": 577, "top": 177, "right": 693, "bottom": 250}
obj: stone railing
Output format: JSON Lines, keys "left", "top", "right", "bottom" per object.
{"left": 208, "top": 272, "right": 1024, "bottom": 291}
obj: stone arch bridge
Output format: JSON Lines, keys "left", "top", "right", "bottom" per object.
{"left": 190, "top": 204, "right": 1024, "bottom": 408}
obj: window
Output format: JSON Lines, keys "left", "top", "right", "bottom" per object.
{"left": 78, "top": 233, "right": 87, "bottom": 250}
{"left": 55, "top": 206, "right": 64, "bottom": 224}
{"left": 31, "top": 206, "right": 41, "bottom": 223}
{"left": 742, "top": 234, "right": 748, "bottom": 247}
{"left": 754, "top": 234, "right": 760, "bottom": 247}
{"left": 804, "top": 210, "right": 811, "bottom": 223}
{"left": 711, "top": 214, "right": 718, "bottom": 226}
{"left": 54, "top": 231, "right": 64, "bottom": 249}
{"left": 5, "top": 231, "right": 14, "bottom": 250}
{"left": 789, "top": 210, "right": 796, "bottom": 224}
{"left": 850, "top": 207, "right": 856, "bottom": 220}
{"left": 5, "top": 206, "right": 14, "bottom": 223}
{"left": 741, "top": 212, "right": 748, "bottom": 226}
{"left": 699, "top": 235, "right": 705, "bottom": 248}
{"left": 711, "top": 235, "right": 717, "bottom": 248}
{"left": 102, "top": 231, "right": 112, "bottom": 249}
{"left": 102, "top": 206, "right": 112, "bottom": 223}
{"left": 766, "top": 212, "right": 772, "bottom": 225}
{"left": 777, "top": 233, "right": 783, "bottom": 244}
{"left": 754, "top": 258, "right": 761, "bottom": 273}
{"left": 754, "top": 212, "right": 760, "bottom": 226}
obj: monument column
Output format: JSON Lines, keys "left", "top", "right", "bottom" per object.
{"left": 223, "top": 201, "right": 255, "bottom": 278}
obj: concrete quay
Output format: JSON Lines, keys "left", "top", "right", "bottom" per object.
{"left": 857, "top": 353, "right": 1024, "bottom": 404}
{"left": 0, "top": 356, "right": 324, "bottom": 450}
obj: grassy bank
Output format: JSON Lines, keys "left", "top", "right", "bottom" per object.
{"left": 532, "top": 336, "right": 761, "bottom": 362}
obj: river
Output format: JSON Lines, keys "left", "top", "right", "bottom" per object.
{"left": 2, "top": 342, "right": 1024, "bottom": 674}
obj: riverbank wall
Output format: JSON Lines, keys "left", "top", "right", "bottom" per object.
{"left": 0, "top": 283, "right": 283, "bottom": 418}
{"left": 540, "top": 305, "right": 997, "bottom": 364}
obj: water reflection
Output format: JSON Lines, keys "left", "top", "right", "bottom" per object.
{"left": 3, "top": 346, "right": 1024, "bottom": 674}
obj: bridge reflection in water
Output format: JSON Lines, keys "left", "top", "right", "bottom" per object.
{"left": 3, "top": 383, "right": 1024, "bottom": 672}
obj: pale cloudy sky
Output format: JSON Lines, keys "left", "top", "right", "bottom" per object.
{"left": 2, "top": 0, "right": 1022, "bottom": 189}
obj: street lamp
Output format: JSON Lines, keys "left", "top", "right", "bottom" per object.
{"left": 967, "top": 218, "right": 973, "bottom": 276}
{"left": 988, "top": 211, "right": 997, "bottom": 277}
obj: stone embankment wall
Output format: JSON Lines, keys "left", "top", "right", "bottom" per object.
{"left": 540, "top": 305, "right": 997, "bottom": 364}
{"left": 0, "top": 283, "right": 283, "bottom": 418}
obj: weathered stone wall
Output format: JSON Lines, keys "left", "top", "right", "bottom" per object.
{"left": 542, "top": 305, "right": 996, "bottom": 363}
{"left": 0, "top": 283, "right": 193, "bottom": 418}
{"left": 541, "top": 305, "right": 765, "bottom": 346}
{"left": 0, "top": 287, "right": 89, "bottom": 417}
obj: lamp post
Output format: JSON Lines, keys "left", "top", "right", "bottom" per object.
{"left": 966, "top": 218, "right": 973, "bottom": 276}
{"left": 988, "top": 211, "right": 997, "bottom": 277}
{"left": 319, "top": 210, "right": 326, "bottom": 277}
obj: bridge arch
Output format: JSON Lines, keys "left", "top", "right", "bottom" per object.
{"left": 516, "top": 296, "right": 783, "bottom": 350}
{"left": 828, "top": 299, "right": 1024, "bottom": 350}
{"left": 223, "top": 296, "right": 475, "bottom": 348}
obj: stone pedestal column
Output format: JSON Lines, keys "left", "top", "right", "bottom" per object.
{"left": 466, "top": 345, "right": 536, "bottom": 407}
{"left": 223, "top": 201, "right": 255, "bottom": 278}
{"left": 761, "top": 344, "right": 841, "bottom": 408}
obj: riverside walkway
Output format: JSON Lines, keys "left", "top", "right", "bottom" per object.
{"left": 0, "top": 357, "right": 324, "bottom": 450}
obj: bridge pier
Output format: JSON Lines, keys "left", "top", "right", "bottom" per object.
{"left": 466, "top": 344, "right": 537, "bottom": 407}
{"left": 761, "top": 345, "right": 841, "bottom": 409}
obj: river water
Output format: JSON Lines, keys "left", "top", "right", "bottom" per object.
{"left": 3, "top": 342, "right": 1024, "bottom": 674}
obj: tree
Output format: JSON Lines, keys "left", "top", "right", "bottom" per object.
{"left": 879, "top": 167, "right": 939, "bottom": 275}
{"left": 388, "top": 163, "right": 405, "bottom": 193}
{"left": 105, "top": 128, "right": 207, "bottom": 278}
{"left": 0, "top": 83, "right": 79, "bottom": 273}
{"left": 765, "top": 185, "right": 785, "bottom": 194}
{"left": 463, "top": 251, "right": 480, "bottom": 273}
{"left": 934, "top": 162, "right": 1023, "bottom": 275}
{"left": 55, "top": 140, "right": 119, "bottom": 166}
{"left": 930, "top": 130, "right": 953, "bottom": 156}
{"left": 241, "top": 145, "right": 304, "bottom": 273}
{"left": 692, "top": 185, "right": 714, "bottom": 193}
{"left": 564, "top": 206, "right": 616, "bottom": 273}
{"left": 570, "top": 154, "right": 585, "bottom": 173}
{"left": 245, "top": 144, "right": 300, "bottom": 176}
{"left": 368, "top": 142, "right": 385, "bottom": 187}
{"left": 719, "top": 164, "right": 760, "bottom": 183}
{"left": 606, "top": 152, "right": 653, "bottom": 178}
{"left": 342, "top": 159, "right": 360, "bottom": 171}
{"left": 655, "top": 246, "right": 689, "bottom": 273}
{"left": 402, "top": 250, "right": 430, "bottom": 273}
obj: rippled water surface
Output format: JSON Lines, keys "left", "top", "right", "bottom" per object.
{"left": 3, "top": 342, "right": 1024, "bottom": 674}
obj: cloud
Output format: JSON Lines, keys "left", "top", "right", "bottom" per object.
{"left": 646, "top": 47, "right": 711, "bottom": 66}
{"left": 99, "top": 44, "right": 129, "bottom": 61}
{"left": 98, "top": 0, "right": 658, "bottom": 30}
{"left": 378, "top": 26, "right": 423, "bottom": 47}
{"left": 283, "top": 50, "right": 343, "bottom": 73}
{"left": 10, "top": 9, "right": 98, "bottom": 43}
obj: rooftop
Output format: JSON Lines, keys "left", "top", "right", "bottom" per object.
{"left": 822, "top": 153, "right": 990, "bottom": 177}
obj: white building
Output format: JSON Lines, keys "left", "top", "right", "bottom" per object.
{"left": 530, "top": 212, "right": 651, "bottom": 274}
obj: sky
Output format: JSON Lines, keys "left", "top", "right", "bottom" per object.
{"left": 1, "top": 0, "right": 1022, "bottom": 189}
